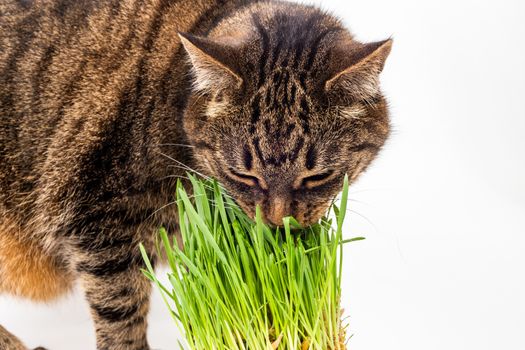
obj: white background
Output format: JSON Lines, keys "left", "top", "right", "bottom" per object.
{"left": 1, "top": 0, "right": 525, "bottom": 349}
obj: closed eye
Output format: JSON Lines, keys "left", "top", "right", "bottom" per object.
{"left": 300, "top": 169, "right": 334, "bottom": 188}
{"left": 227, "top": 167, "right": 264, "bottom": 188}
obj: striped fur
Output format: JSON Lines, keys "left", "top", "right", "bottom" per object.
{"left": 182, "top": 2, "right": 392, "bottom": 226}
{"left": 0, "top": 0, "right": 392, "bottom": 349}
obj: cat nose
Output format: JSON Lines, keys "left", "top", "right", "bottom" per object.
{"left": 265, "top": 197, "right": 290, "bottom": 226}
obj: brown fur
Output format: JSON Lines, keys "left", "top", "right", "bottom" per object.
{"left": 0, "top": 0, "right": 392, "bottom": 349}
{"left": 0, "top": 218, "right": 73, "bottom": 301}
{"left": 180, "top": 4, "right": 392, "bottom": 226}
{"left": 0, "top": 325, "right": 27, "bottom": 350}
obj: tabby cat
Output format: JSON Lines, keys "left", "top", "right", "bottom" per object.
{"left": 0, "top": 0, "right": 392, "bottom": 349}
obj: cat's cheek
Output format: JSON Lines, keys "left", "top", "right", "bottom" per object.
{"left": 198, "top": 155, "right": 215, "bottom": 177}
{"left": 234, "top": 200, "right": 256, "bottom": 220}
{"left": 295, "top": 199, "right": 333, "bottom": 227}
{"left": 233, "top": 191, "right": 266, "bottom": 220}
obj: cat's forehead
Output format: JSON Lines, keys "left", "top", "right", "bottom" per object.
{"left": 256, "top": 69, "right": 310, "bottom": 110}
{"left": 207, "top": 3, "right": 350, "bottom": 94}
{"left": 236, "top": 87, "right": 319, "bottom": 174}
{"left": 246, "top": 72, "right": 309, "bottom": 128}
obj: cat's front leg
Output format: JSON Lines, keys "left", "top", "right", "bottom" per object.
{"left": 74, "top": 227, "right": 154, "bottom": 350}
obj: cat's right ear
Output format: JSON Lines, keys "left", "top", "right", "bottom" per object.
{"left": 178, "top": 32, "right": 243, "bottom": 93}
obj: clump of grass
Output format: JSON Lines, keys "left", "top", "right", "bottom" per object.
{"left": 140, "top": 174, "right": 361, "bottom": 349}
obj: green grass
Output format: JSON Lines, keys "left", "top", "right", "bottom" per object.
{"left": 140, "top": 174, "right": 362, "bottom": 349}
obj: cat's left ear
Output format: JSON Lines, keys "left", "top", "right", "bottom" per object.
{"left": 178, "top": 32, "right": 243, "bottom": 93}
{"left": 325, "top": 38, "right": 393, "bottom": 101}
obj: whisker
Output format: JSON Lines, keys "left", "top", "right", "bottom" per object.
{"left": 160, "top": 173, "right": 236, "bottom": 201}
{"left": 162, "top": 167, "right": 235, "bottom": 200}
{"left": 155, "top": 143, "right": 196, "bottom": 148}
{"left": 149, "top": 191, "right": 239, "bottom": 219}
{"left": 148, "top": 193, "right": 218, "bottom": 220}
{"left": 346, "top": 197, "right": 370, "bottom": 206}
{"left": 156, "top": 151, "right": 212, "bottom": 181}
{"left": 348, "top": 188, "right": 392, "bottom": 195}
{"left": 148, "top": 194, "right": 239, "bottom": 219}
{"left": 344, "top": 208, "right": 379, "bottom": 233}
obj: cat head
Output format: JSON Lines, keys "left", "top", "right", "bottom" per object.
{"left": 181, "top": 4, "right": 392, "bottom": 226}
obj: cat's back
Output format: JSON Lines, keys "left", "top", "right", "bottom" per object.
{"left": 0, "top": 0, "right": 216, "bottom": 144}
{"left": 0, "top": 0, "right": 241, "bottom": 102}
{"left": 0, "top": 0, "right": 248, "bottom": 208}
